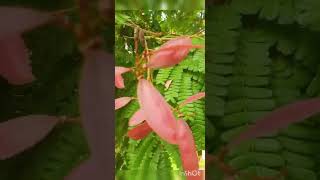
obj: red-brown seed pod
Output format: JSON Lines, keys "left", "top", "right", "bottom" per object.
{"left": 127, "top": 121, "right": 153, "bottom": 140}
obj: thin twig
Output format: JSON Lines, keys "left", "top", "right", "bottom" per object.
{"left": 143, "top": 39, "right": 151, "bottom": 81}
{"left": 126, "top": 22, "right": 163, "bottom": 37}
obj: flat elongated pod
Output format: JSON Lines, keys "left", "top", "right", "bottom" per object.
{"left": 180, "top": 92, "right": 205, "bottom": 107}
{"left": 148, "top": 37, "right": 202, "bottom": 69}
{"left": 176, "top": 120, "right": 201, "bottom": 180}
{"left": 0, "top": 35, "right": 34, "bottom": 85}
{"left": 0, "top": 115, "right": 59, "bottom": 159}
{"left": 128, "top": 109, "right": 146, "bottom": 126}
{"left": 176, "top": 120, "right": 199, "bottom": 170}
{"left": 229, "top": 97, "right": 320, "bottom": 148}
{"left": 115, "top": 97, "right": 132, "bottom": 110}
{"left": 78, "top": 49, "right": 114, "bottom": 177}
{"left": 0, "top": 7, "right": 51, "bottom": 38}
{"left": 137, "top": 79, "right": 177, "bottom": 144}
{"left": 127, "top": 121, "right": 153, "bottom": 140}
{"left": 115, "top": 66, "right": 131, "bottom": 89}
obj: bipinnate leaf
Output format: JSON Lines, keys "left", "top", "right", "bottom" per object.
{"left": 0, "top": 115, "right": 59, "bottom": 159}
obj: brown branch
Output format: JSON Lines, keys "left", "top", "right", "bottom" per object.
{"left": 143, "top": 38, "right": 151, "bottom": 81}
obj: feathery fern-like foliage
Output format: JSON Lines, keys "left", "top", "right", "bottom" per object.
{"left": 207, "top": 2, "right": 320, "bottom": 179}
{"left": 115, "top": 11, "right": 205, "bottom": 179}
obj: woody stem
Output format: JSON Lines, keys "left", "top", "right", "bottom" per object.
{"left": 144, "top": 39, "right": 152, "bottom": 81}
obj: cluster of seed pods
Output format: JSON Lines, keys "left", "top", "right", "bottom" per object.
{"left": 115, "top": 37, "right": 205, "bottom": 179}
{"left": 0, "top": 7, "right": 59, "bottom": 160}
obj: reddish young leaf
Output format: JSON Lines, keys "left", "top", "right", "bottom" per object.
{"left": 115, "top": 66, "right": 131, "bottom": 89}
{"left": 0, "top": 115, "right": 59, "bottom": 159}
{"left": 176, "top": 120, "right": 200, "bottom": 180}
{"left": 128, "top": 109, "right": 146, "bottom": 126}
{"left": 0, "top": 7, "right": 52, "bottom": 38}
{"left": 137, "top": 79, "right": 177, "bottom": 144}
{"left": 115, "top": 97, "right": 133, "bottom": 110}
{"left": 79, "top": 49, "right": 114, "bottom": 178}
{"left": 229, "top": 97, "right": 320, "bottom": 148}
{"left": 0, "top": 35, "right": 35, "bottom": 85}
{"left": 147, "top": 37, "right": 203, "bottom": 69}
{"left": 127, "top": 121, "right": 153, "bottom": 140}
{"left": 180, "top": 92, "right": 205, "bottom": 107}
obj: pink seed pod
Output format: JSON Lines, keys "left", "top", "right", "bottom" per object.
{"left": 180, "top": 92, "right": 205, "bottom": 107}
{"left": 147, "top": 37, "right": 203, "bottom": 69}
{"left": 0, "top": 115, "right": 59, "bottom": 159}
{"left": 0, "top": 35, "right": 35, "bottom": 85}
{"left": 79, "top": 49, "right": 114, "bottom": 178}
{"left": 229, "top": 97, "right": 320, "bottom": 148}
{"left": 176, "top": 119, "right": 200, "bottom": 180}
{"left": 0, "top": 7, "right": 52, "bottom": 85}
{"left": 115, "top": 97, "right": 133, "bottom": 110}
{"left": 128, "top": 109, "right": 146, "bottom": 126}
{"left": 0, "top": 7, "right": 52, "bottom": 38}
{"left": 115, "top": 66, "right": 131, "bottom": 89}
{"left": 137, "top": 79, "right": 177, "bottom": 144}
{"left": 127, "top": 121, "right": 153, "bottom": 140}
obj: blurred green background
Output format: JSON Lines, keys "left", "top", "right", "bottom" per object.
{"left": 116, "top": 0, "right": 205, "bottom": 10}
{"left": 206, "top": 1, "right": 320, "bottom": 179}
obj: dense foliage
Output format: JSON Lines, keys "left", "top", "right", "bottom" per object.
{"left": 207, "top": 1, "right": 320, "bottom": 179}
{"left": 0, "top": 0, "right": 114, "bottom": 179}
{"left": 115, "top": 10, "right": 205, "bottom": 180}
